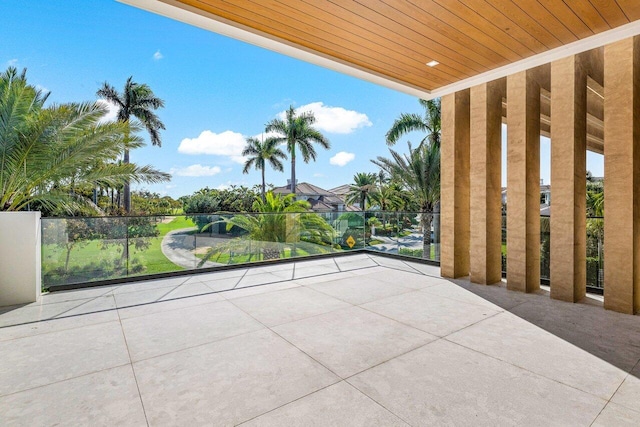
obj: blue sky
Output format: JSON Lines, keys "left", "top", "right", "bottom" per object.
{"left": 1, "top": 0, "right": 602, "bottom": 198}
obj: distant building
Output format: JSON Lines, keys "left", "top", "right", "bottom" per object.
{"left": 272, "top": 182, "right": 359, "bottom": 212}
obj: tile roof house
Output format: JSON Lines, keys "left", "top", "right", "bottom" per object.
{"left": 272, "top": 182, "right": 359, "bottom": 212}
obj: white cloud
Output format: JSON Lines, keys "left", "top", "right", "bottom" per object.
{"left": 178, "top": 130, "right": 246, "bottom": 164}
{"left": 153, "top": 50, "right": 163, "bottom": 60}
{"left": 330, "top": 151, "right": 355, "bottom": 167}
{"left": 170, "top": 164, "right": 222, "bottom": 177}
{"left": 96, "top": 99, "right": 119, "bottom": 123}
{"left": 7, "top": 59, "right": 17, "bottom": 67}
{"left": 279, "top": 102, "right": 371, "bottom": 134}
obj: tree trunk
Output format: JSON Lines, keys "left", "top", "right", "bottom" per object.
{"left": 123, "top": 148, "right": 131, "bottom": 213}
{"left": 422, "top": 212, "right": 433, "bottom": 260}
{"left": 290, "top": 145, "right": 296, "bottom": 194}
{"left": 261, "top": 168, "right": 266, "bottom": 202}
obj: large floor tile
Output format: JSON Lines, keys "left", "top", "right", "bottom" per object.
{"left": 117, "top": 292, "right": 224, "bottom": 320}
{"left": 114, "top": 287, "right": 171, "bottom": 308}
{"left": 274, "top": 306, "right": 435, "bottom": 377}
{"left": 592, "top": 402, "right": 640, "bottom": 426}
{"left": 294, "top": 263, "right": 340, "bottom": 279}
{"left": 159, "top": 282, "right": 214, "bottom": 300}
{"left": 241, "top": 381, "right": 408, "bottom": 426}
{"left": 305, "top": 276, "right": 416, "bottom": 305}
{"left": 184, "top": 267, "right": 247, "bottom": 284}
{"left": 0, "top": 321, "right": 129, "bottom": 396}
{"left": 361, "top": 290, "right": 499, "bottom": 336}
{"left": 369, "top": 256, "right": 422, "bottom": 273}
{"left": 611, "top": 369, "right": 640, "bottom": 411}
{"left": 134, "top": 329, "right": 338, "bottom": 426}
{"left": 236, "top": 271, "right": 292, "bottom": 288}
{"left": 0, "top": 300, "right": 89, "bottom": 327}
{"left": 0, "top": 365, "right": 146, "bottom": 426}
{"left": 112, "top": 276, "right": 187, "bottom": 294}
{"left": 0, "top": 310, "right": 119, "bottom": 341}
{"left": 231, "top": 287, "right": 350, "bottom": 327}
{"left": 221, "top": 281, "right": 301, "bottom": 300}
{"left": 334, "top": 256, "right": 378, "bottom": 271}
{"left": 200, "top": 276, "right": 243, "bottom": 292}
{"left": 357, "top": 269, "right": 440, "bottom": 290}
{"left": 403, "top": 261, "right": 441, "bottom": 277}
{"left": 510, "top": 299, "right": 640, "bottom": 372}
{"left": 39, "top": 285, "right": 116, "bottom": 304}
{"left": 349, "top": 339, "right": 606, "bottom": 426}
{"left": 121, "top": 300, "right": 264, "bottom": 361}
{"left": 447, "top": 312, "right": 627, "bottom": 400}
{"left": 421, "top": 282, "right": 505, "bottom": 309}
{"left": 55, "top": 294, "right": 117, "bottom": 317}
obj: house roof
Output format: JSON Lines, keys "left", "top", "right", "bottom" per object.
{"left": 124, "top": 0, "right": 640, "bottom": 99}
{"left": 272, "top": 182, "right": 334, "bottom": 196}
{"left": 329, "top": 184, "right": 351, "bottom": 196}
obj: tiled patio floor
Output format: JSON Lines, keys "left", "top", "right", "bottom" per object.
{"left": 1, "top": 254, "right": 639, "bottom": 425}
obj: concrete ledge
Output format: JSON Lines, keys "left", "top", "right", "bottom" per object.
{"left": 0, "top": 212, "right": 41, "bottom": 306}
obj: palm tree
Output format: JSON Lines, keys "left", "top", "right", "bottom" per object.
{"left": 242, "top": 136, "right": 287, "bottom": 201}
{"left": 386, "top": 98, "right": 441, "bottom": 148}
{"left": 201, "top": 192, "right": 334, "bottom": 261}
{"left": 97, "top": 77, "right": 165, "bottom": 212}
{"left": 373, "top": 181, "right": 406, "bottom": 211}
{"left": 265, "top": 106, "right": 330, "bottom": 194}
{"left": 346, "top": 172, "right": 378, "bottom": 211}
{"left": 372, "top": 141, "right": 440, "bottom": 259}
{"left": 0, "top": 67, "right": 170, "bottom": 213}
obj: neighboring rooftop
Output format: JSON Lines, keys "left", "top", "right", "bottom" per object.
{"left": 1, "top": 253, "right": 638, "bottom": 425}
{"left": 272, "top": 182, "right": 358, "bottom": 212}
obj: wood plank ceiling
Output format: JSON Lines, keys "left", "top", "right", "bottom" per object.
{"left": 171, "top": 0, "right": 640, "bottom": 92}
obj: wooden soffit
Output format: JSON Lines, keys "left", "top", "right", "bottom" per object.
{"left": 122, "top": 0, "right": 640, "bottom": 99}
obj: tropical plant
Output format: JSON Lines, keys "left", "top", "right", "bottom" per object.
{"left": 386, "top": 98, "right": 441, "bottom": 148}
{"left": 345, "top": 172, "right": 378, "bottom": 211}
{"left": 372, "top": 181, "right": 406, "bottom": 211}
{"left": 242, "top": 136, "right": 287, "bottom": 201}
{"left": 372, "top": 141, "right": 440, "bottom": 258}
{"left": 200, "top": 192, "right": 335, "bottom": 262}
{"left": 0, "top": 67, "right": 169, "bottom": 213}
{"left": 265, "top": 106, "right": 330, "bottom": 194}
{"left": 97, "top": 77, "right": 165, "bottom": 212}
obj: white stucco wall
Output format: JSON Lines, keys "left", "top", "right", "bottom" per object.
{"left": 0, "top": 212, "right": 41, "bottom": 306}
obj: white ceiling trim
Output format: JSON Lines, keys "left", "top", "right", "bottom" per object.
{"left": 121, "top": 0, "right": 640, "bottom": 100}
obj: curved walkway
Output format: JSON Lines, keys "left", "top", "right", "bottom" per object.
{"left": 161, "top": 228, "right": 222, "bottom": 269}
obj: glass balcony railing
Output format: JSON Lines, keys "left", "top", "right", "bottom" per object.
{"left": 501, "top": 215, "right": 604, "bottom": 291}
{"left": 41, "top": 211, "right": 440, "bottom": 289}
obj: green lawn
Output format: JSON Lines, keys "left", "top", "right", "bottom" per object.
{"left": 42, "top": 216, "right": 195, "bottom": 287}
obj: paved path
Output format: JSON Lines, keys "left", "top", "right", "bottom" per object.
{"left": 161, "top": 228, "right": 223, "bottom": 269}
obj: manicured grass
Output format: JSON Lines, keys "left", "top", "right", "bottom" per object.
{"left": 42, "top": 216, "right": 195, "bottom": 287}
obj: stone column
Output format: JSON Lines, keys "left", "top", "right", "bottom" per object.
{"left": 550, "top": 55, "right": 587, "bottom": 302}
{"left": 604, "top": 36, "right": 640, "bottom": 314}
{"left": 506, "top": 69, "right": 542, "bottom": 293}
{"left": 441, "top": 90, "right": 470, "bottom": 278}
{"left": 469, "top": 79, "right": 505, "bottom": 285}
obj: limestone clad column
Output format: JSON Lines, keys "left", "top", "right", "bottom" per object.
{"left": 604, "top": 36, "right": 640, "bottom": 314}
{"left": 441, "top": 90, "right": 470, "bottom": 278}
{"left": 550, "top": 55, "right": 587, "bottom": 302}
{"left": 469, "top": 79, "right": 505, "bottom": 285}
{"left": 506, "top": 69, "right": 542, "bottom": 293}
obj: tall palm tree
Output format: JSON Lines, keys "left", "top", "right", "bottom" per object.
{"left": 242, "top": 136, "right": 287, "bottom": 201}
{"left": 0, "top": 67, "right": 170, "bottom": 213}
{"left": 386, "top": 98, "right": 441, "bottom": 148}
{"left": 372, "top": 141, "right": 440, "bottom": 259}
{"left": 265, "top": 106, "right": 330, "bottom": 194}
{"left": 346, "top": 172, "right": 378, "bottom": 211}
{"left": 97, "top": 77, "right": 165, "bottom": 212}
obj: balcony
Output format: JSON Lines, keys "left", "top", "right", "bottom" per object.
{"left": 1, "top": 252, "right": 639, "bottom": 425}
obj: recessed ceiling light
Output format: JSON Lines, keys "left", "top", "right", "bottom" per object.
{"left": 426, "top": 60, "right": 439, "bottom": 67}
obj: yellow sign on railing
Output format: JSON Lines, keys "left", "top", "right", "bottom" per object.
{"left": 346, "top": 235, "right": 356, "bottom": 248}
